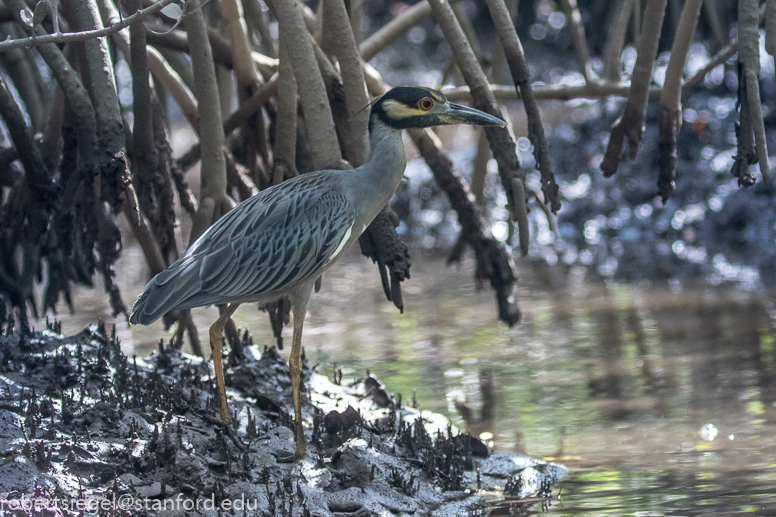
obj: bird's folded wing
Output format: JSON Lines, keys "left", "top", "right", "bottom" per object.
{"left": 131, "top": 174, "right": 355, "bottom": 323}
{"left": 194, "top": 190, "right": 355, "bottom": 304}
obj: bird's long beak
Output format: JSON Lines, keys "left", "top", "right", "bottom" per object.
{"left": 443, "top": 102, "right": 507, "bottom": 127}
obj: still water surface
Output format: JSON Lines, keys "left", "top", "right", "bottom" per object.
{"left": 42, "top": 243, "right": 776, "bottom": 516}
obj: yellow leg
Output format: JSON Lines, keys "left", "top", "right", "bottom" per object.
{"left": 208, "top": 303, "right": 239, "bottom": 424}
{"left": 290, "top": 304, "right": 307, "bottom": 458}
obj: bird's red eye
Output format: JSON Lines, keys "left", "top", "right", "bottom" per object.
{"left": 419, "top": 98, "right": 433, "bottom": 110}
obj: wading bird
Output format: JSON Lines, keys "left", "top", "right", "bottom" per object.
{"left": 130, "top": 86, "right": 506, "bottom": 457}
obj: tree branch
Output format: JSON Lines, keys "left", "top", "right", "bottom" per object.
{"left": 681, "top": 3, "right": 764, "bottom": 91}
{"left": 6, "top": 0, "right": 98, "bottom": 179}
{"left": 272, "top": 30, "right": 297, "bottom": 185}
{"left": 443, "top": 80, "right": 662, "bottom": 101}
{"left": 409, "top": 128, "right": 520, "bottom": 326}
{"left": 243, "top": 0, "right": 276, "bottom": 58}
{"left": 559, "top": 0, "right": 592, "bottom": 81}
{"left": 427, "top": 0, "right": 529, "bottom": 256}
{"left": 0, "top": 75, "right": 52, "bottom": 193}
{"left": 601, "top": 0, "right": 667, "bottom": 177}
{"left": 739, "top": 0, "right": 769, "bottom": 184}
{"left": 485, "top": 0, "right": 560, "bottom": 213}
{"left": 0, "top": 0, "right": 179, "bottom": 52}
{"left": 271, "top": 0, "right": 343, "bottom": 170}
{"left": 0, "top": 25, "right": 46, "bottom": 131}
{"left": 221, "top": 0, "right": 262, "bottom": 90}
{"left": 604, "top": 0, "right": 638, "bottom": 81}
{"left": 64, "top": 0, "right": 130, "bottom": 209}
{"left": 128, "top": 0, "right": 157, "bottom": 182}
{"left": 323, "top": 0, "right": 370, "bottom": 166}
{"left": 359, "top": 0, "right": 432, "bottom": 61}
{"left": 97, "top": 0, "right": 200, "bottom": 133}
{"left": 184, "top": 0, "right": 232, "bottom": 244}
{"left": 657, "top": 0, "right": 702, "bottom": 201}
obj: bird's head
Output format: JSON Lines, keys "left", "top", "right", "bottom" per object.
{"left": 370, "top": 86, "right": 506, "bottom": 130}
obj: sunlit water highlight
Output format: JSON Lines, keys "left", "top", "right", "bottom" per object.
{"left": 38, "top": 242, "right": 776, "bottom": 516}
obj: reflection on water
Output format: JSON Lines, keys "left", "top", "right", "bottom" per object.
{"left": 39, "top": 243, "right": 776, "bottom": 515}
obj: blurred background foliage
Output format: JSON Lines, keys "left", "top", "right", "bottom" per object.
{"left": 0, "top": 0, "right": 773, "bottom": 348}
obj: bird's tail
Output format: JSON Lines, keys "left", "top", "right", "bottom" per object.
{"left": 129, "top": 286, "right": 162, "bottom": 325}
{"left": 129, "top": 263, "right": 199, "bottom": 325}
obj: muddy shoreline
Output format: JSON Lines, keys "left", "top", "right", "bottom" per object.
{"left": 0, "top": 322, "right": 566, "bottom": 516}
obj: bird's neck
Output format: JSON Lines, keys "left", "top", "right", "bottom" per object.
{"left": 366, "top": 114, "right": 407, "bottom": 181}
{"left": 352, "top": 114, "right": 407, "bottom": 228}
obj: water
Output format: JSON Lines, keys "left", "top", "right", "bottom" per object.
{"left": 40, "top": 242, "right": 776, "bottom": 515}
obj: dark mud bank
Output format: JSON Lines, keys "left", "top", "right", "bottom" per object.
{"left": 0, "top": 323, "right": 566, "bottom": 516}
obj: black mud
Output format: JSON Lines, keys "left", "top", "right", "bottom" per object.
{"left": 0, "top": 323, "right": 566, "bottom": 516}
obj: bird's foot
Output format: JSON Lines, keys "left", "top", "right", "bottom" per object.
{"left": 201, "top": 412, "right": 233, "bottom": 427}
{"left": 220, "top": 406, "right": 233, "bottom": 426}
{"left": 201, "top": 412, "right": 246, "bottom": 449}
{"left": 223, "top": 424, "right": 246, "bottom": 450}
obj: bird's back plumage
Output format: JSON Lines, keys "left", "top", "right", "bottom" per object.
{"left": 130, "top": 172, "right": 356, "bottom": 325}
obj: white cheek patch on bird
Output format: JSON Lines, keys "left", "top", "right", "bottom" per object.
{"left": 324, "top": 223, "right": 353, "bottom": 266}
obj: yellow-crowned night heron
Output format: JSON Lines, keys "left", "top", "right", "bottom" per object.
{"left": 130, "top": 86, "right": 505, "bottom": 457}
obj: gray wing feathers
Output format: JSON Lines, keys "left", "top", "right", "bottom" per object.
{"left": 130, "top": 173, "right": 354, "bottom": 325}
{"left": 129, "top": 261, "right": 200, "bottom": 325}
